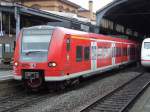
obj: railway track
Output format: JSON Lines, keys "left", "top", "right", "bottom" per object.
{"left": 0, "top": 84, "right": 69, "bottom": 112}
{"left": 0, "top": 83, "right": 23, "bottom": 93}
{"left": 0, "top": 81, "right": 49, "bottom": 112}
{"left": 0, "top": 91, "right": 52, "bottom": 112}
{"left": 0, "top": 81, "right": 23, "bottom": 98}
{"left": 0, "top": 66, "right": 143, "bottom": 112}
{"left": 77, "top": 72, "right": 150, "bottom": 112}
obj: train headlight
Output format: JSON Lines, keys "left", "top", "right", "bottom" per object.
{"left": 14, "top": 62, "right": 19, "bottom": 66}
{"left": 48, "top": 62, "right": 57, "bottom": 67}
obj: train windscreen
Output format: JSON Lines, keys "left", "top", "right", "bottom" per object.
{"left": 144, "top": 42, "right": 150, "bottom": 49}
{"left": 20, "top": 29, "right": 53, "bottom": 62}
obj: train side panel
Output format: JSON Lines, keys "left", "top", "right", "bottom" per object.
{"left": 61, "top": 35, "right": 91, "bottom": 76}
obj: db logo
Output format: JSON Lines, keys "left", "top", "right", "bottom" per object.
{"left": 30, "top": 63, "right": 36, "bottom": 68}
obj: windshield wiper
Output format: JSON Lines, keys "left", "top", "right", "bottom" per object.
{"left": 25, "top": 50, "right": 43, "bottom": 55}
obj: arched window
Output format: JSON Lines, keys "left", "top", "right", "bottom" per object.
{"left": 59, "top": 6, "right": 63, "bottom": 12}
{"left": 66, "top": 8, "right": 70, "bottom": 12}
{"left": 30, "top": 4, "right": 41, "bottom": 9}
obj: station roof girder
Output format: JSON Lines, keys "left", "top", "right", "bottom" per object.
{"left": 96, "top": 0, "right": 150, "bottom": 37}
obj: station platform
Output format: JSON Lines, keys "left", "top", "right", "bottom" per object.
{"left": 0, "top": 70, "right": 13, "bottom": 81}
{"left": 130, "top": 86, "right": 150, "bottom": 112}
{"left": 0, "top": 64, "right": 13, "bottom": 69}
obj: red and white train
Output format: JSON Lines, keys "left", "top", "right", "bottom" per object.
{"left": 13, "top": 25, "right": 139, "bottom": 89}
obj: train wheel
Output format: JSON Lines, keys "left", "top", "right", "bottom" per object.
{"left": 70, "top": 78, "right": 80, "bottom": 88}
{"left": 47, "top": 81, "right": 66, "bottom": 92}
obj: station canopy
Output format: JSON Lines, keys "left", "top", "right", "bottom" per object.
{"left": 96, "top": 0, "right": 150, "bottom": 38}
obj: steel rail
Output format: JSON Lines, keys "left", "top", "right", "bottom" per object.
{"left": 77, "top": 72, "right": 149, "bottom": 112}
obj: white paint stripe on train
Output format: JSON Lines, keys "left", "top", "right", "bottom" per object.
{"left": 89, "top": 38, "right": 136, "bottom": 45}
{"left": 44, "top": 62, "right": 128, "bottom": 81}
{"left": 14, "top": 61, "right": 135, "bottom": 81}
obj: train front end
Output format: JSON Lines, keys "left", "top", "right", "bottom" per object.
{"left": 13, "top": 26, "right": 55, "bottom": 89}
{"left": 141, "top": 38, "right": 150, "bottom": 67}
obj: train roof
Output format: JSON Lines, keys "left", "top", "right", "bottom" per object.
{"left": 23, "top": 25, "right": 138, "bottom": 44}
{"left": 57, "top": 27, "right": 138, "bottom": 44}
{"left": 23, "top": 25, "right": 56, "bottom": 30}
{"left": 143, "top": 38, "right": 150, "bottom": 42}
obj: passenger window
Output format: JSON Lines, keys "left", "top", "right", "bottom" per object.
{"left": 84, "top": 47, "right": 90, "bottom": 60}
{"left": 119, "top": 48, "right": 121, "bottom": 56}
{"left": 118, "top": 48, "right": 120, "bottom": 57}
{"left": 116, "top": 47, "right": 119, "bottom": 57}
{"left": 133, "top": 47, "right": 136, "bottom": 55}
{"left": 123, "top": 48, "right": 127, "bottom": 56}
{"left": 123, "top": 48, "right": 126, "bottom": 56}
{"left": 76, "top": 46, "right": 83, "bottom": 62}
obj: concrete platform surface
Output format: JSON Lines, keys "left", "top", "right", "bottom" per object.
{"left": 130, "top": 86, "right": 150, "bottom": 112}
{"left": 0, "top": 70, "right": 13, "bottom": 81}
{"left": 0, "top": 64, "right": 12, "bottom": 69}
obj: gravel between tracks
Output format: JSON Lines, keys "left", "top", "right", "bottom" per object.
{"left": 15, "top": 67, "right": 141, "bottom": 112}
{"left": 0, "top": 80, "right": 23, "bottom": 97}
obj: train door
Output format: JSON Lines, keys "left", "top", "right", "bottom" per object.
{"left": 91, "top": 41, "right": 97, "bottom": 71}
{"left": 0, "top": 44, "right": 2, "bottom": 63}
{"left": 112, "top": 42, "right": 116, "bottom": 66}
{"left": 127, "top": 45, "right": 131, "bottom": 61}
{"left": 64, "top": 35, "right": 72, "bottom": 74}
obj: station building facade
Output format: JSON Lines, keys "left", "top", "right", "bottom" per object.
{"left": 21, "top": 0, "right": 80, "bottom": 14}
{"left": 20, "top": 0, "right": 96, "bottom": 21}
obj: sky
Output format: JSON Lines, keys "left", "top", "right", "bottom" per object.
{"left": 68, "top": 0, "right": 113, "bottom": 12}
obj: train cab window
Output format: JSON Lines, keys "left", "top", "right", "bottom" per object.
{"left": 84, "top": 47, "right": 90, "bottom": 60}
{"left": 76, "top": 46, "right": 83, "bottom": 62}
{"left": 144, "top": 42, "right": 150, "bottom": 49}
